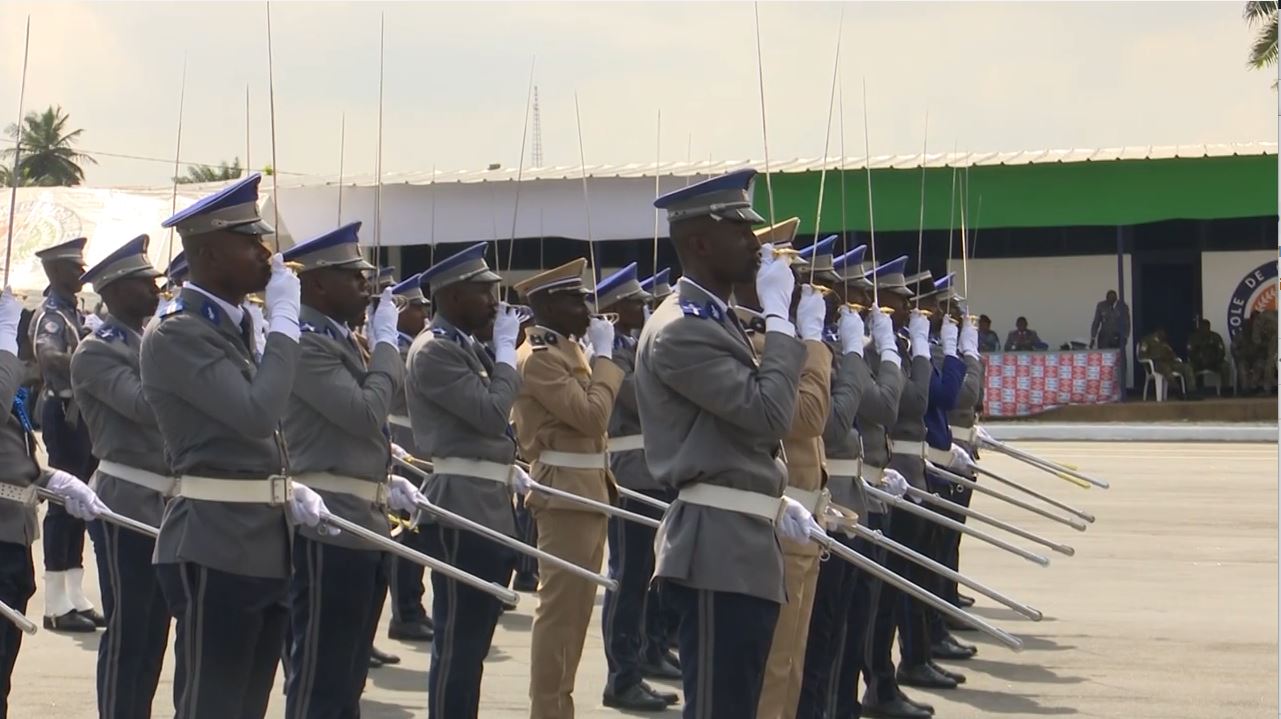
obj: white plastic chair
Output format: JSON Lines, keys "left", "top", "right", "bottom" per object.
{"left": 1141, "top": 358, "right": 1166, "bottom": 401}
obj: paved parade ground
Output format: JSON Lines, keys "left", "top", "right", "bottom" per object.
{"left": 6, "top": 441, "right": 1277, "bottom": 719}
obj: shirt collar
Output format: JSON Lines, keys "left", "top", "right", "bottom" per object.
{"left": 678, "top": 277, "right": 730, "bottom": 314}
{"left": 186, "top": 283, "right": 245, "bottom": 326}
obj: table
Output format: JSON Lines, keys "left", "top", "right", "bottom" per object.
{"left": 983, "top": 349, "right": 1123, "bottom": 417}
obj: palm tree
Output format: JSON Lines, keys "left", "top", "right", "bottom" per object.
{"left": 1246, "top": 1, "right": 1278, "bottom": 69}
{"left": 1, "top": 105, "right": 95, "bottom": 186}
{"left": 176, "top": 157, "right": 244, "bottom": 184}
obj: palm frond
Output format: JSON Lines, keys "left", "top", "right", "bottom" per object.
{"left": 1245, "top": 1, "right": 1278, "bottom": 25}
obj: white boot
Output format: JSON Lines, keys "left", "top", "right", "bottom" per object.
{"left": 43, "top": 570, "right": 73, "bottom": 618}
{"left": 66, "top": 567, "right": 96, "bottom": 612}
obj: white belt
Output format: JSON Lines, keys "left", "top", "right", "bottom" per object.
{"left": 430, "top": 457, "right": 512, "bottom": 485}
{"left": 388, "top": 414, "right": 412, "bottom": 429}
{"left": 825, "top": 458, "right": 863, "bottom": 478}
{"left": 677, "top": 483, "right": 782, "bottom": 523}
{"left": 890, "top": 439, "right": 925, "bottom": 458}
{"left": 538, "top": 450, "right": 606, "bottom": 470}
{"left": 175, "top": 475, "right": 292, "bottom": 505}
{"left": 949, "top": 425, "right": 977, "bottom": 444}
{"left": 784, "top": 486, "right": 830, "bottom": 516}
{"left": 0, "top": 482, "right": 37, "bottom": 507}
{"left": 293, "top": 472, "right": 389, "bottom": 506}
{"left": 98, "top": 460, "right": 176, "bottom": 497}
{"left": 607, "top": 435, "right": 645, "bottom": 453}
{"left": 925, "top": 446, "right": 954, "bottom": 466}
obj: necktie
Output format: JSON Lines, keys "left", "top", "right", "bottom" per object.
{"left": 239, "top": 315, "right": 256, "bottom": 355}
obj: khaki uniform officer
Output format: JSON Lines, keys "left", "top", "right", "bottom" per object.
{"left": 513, "top": 259, "right": 625, "bottom": 719}
{"left": 736, "top": 222, "right": 833, "bottom": 719}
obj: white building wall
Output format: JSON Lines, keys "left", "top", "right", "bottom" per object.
{"left": 1201, "top": 250, "right": 1277, "bottom": 337}
{"left": 950, "top": 254, "right": 1133, "bottom": 350}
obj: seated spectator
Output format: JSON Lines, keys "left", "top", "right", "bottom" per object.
{"left": 1139, "top": 326, "right": 1194, "bottom": 398}
{"left": 977, "top": 314, "right": 1000, "bottom": 353}
{"left": 1187, "top": 319, "right": 1231, "bottom": 388}
{"left": 1004, "top": 316, "right": 1047, "bottom": 351}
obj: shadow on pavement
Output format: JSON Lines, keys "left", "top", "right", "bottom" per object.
{"left": 359, "top": 698, "right": 417, "bottom": 719}
{"left": 941, "top": 686, "right": 1080, "bottom": 715}
{"left": 365, "top": 664, "right": 426, "bottom": 694}
{"left": 954, "top": 656, "right": 1088, "bottom": 684}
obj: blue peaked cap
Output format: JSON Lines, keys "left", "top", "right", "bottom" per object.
{"left": 282, "top": 222, "right": 373, "bottom": 272}
{"left": 653, "top": 168, "right": 765, "bottom": 224}
{"left": 420, "top": 242, "right": 501, "bottom": 293}
{"left": 166, "top": 251, "right": 189, "bottom": 282}
{"left": 80, "top": 234, "right": 160, "bottom": 290}
{"left": 162, "top": 173, "right": 274, "bottom": 238}
{"left": 933, "top": 272, "right": 956, "bottom": 292}
{"left": 639, "top": 267, "right": 671, "bottom": 293}
{"left": 865, "top": 255, "right": 908, "bottom": 279}
{"left": 831, "top": 245, "right": 868, "bottom": 271}
{"left": 391, "top": 272, "right": 424, "bottom": 295}
{"left": 594, "top": 262, "right": 651, "bottom": 309}
{"left": 799, "top": 235, "right": 838, "bottom": 261}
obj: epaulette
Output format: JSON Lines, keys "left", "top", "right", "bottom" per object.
{"left": 429, "top": 327, "right": 466, "bottom": 345}
{"left": 527, "top": 332, "right": 554, "bottom": 351}
{"left": 94, "top": 325, "right": 125, "bottom": 343}
{"left": 823, "top": 326, "right": 839, "bottom": 343}
{"left": 679, "top": 299, "right": 725, "bottom": 322}
{"left": 159, "top": 299, "right": 185, "bottom": 319}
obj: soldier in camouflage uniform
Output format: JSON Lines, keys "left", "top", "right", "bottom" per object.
{"left": 1138, "top": 327, "right": 1194, "bottom": 398}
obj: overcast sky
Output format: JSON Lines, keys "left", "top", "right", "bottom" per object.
{"left": 0, "top": 1, "right": 1271, "bottom": 188}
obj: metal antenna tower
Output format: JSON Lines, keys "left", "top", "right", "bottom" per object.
{"left": 531, "top": 85, "right": 544, "bottom": 168}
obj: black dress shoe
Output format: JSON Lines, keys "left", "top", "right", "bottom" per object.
{"left": 369, "top": 646, "right": 401, "bottom": 666}
{"left": 931, "top": 635, "right": 977, "bottom": 660}
{"left": 928, "top": 660, "right": 965, "bottom": 684}
{"left": 862, "top": 697, "right": 933, "bottom": 718}
{"left": 602, "top": 683, "right": 668, "bottom": 711}
{"left": 652, "top": 648, "right": 680, "bottom": 670}
{"left": 44, "top": 611, "right": 96, "bottom": 633}
{"left": 76, "top": 608, "right": 106, "bottom": 628}
{"left": 388, "top": 619, "right": 433, "bottom": 642}
{"left": 898, "top": 689, "right": 934, "bottom": 715}
{"left": 640, "top": 681, "right": 679, "bottom": 705}
{"left": 512, "top": 573, "right": 539, "bottom": 593}
{"left": 896, "top": 663, "right": 958, "bottom": 690}
{"left": 368, "top": 654, "right": 384, "bottom": 669}
{"left": 955, "top": 593, "right": 975, "bottom": 608}
{"left": 640, "top": 655, "right": 682, "bottom": 680}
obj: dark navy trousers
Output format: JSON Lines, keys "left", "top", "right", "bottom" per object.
{"left": 0, "top": 541, "right": 34, "bottom": 719}
{"left": 40, "top": 398, "right": 94, "bottom": 571}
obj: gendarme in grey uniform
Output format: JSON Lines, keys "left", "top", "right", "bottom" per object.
{"left": 407, "top": 315, "right": 519, "bottom": 536}
{"left": 74, "top": 312, "right": 167, "bottom": 527}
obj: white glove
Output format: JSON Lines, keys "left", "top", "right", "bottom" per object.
{"left": 492, "top": 302, "right": 521, "bottom": 369}
{"left": 868, "top": 311, "right": 898, "bottom": 363}
{"left": 369, "top": 288, "right": 399, "bottom": 348}
{"left": 388, "top": 474, "right": 425, "bottom": 514}
{"left": 83, "top": 314, "right": 103, "bottom": 333}
{"left": 796, "top": 285, "right": 826, "bottom": 342}
{"left": 0, "top": 289, "right": 21, "bottom": 357}
{"left": 510, "top": 464, "right": 533, "bottom": 495}
{"left": 756, "top": 244, "right": 796, "bottom": 336}
{"left": 837, "top": 305, "right": 865, "bottom": 356}
{"left": 959, "top": 318, "right": 979, "bottom": 358}
{"left": 949, "top": 443, "right": 975, "bottom": 471}
{"left": 908, "top": 310, "right": 930, "bottom": 359}
{"left": 47, "top": 470, "right": 109, "bottom": 520}
{"left": 265, "top": 254, "right": 301, "bottom": 341}
{"left": 777, "top": 496, "right": 823, "bottom": 543}
{"left": 390, "top": 443, "right": 411, "bottom": 461}
{"left": 243, "top": 301, "right": 265, "bottom": 336}
{"left": 288, "top": 483, "right": 335, "bottom": 533}
{"left": 586, "top": 316, "right": 615, "bottom": 360}
{"left": 878, "top": 468, "right": 909, "bottom": 498}
{"left": 941, "top": 318, "right": 959, "bottom": 357}
{"left": 975, "top": 425, "right": 994, "bottom": 445}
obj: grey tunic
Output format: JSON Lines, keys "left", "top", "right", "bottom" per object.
{"left": 820, "top": 342, "right": 868, "bottom": 513}
{"left": 888, "top": 335, "right": 933, "bottom": 489}
{"left": 70, "top": 316, "right": 167, "bottom": 526}
{"left": 0, "top": 351, "right": 45, "bottom": 546}
{"left": 947, "top": 354, "right": 984, "bottom": 455}
{"left": 285, "top": 306, "right": 404, "bottom": 548}
{"left": 635, "top": 280, "right": 806, "bottom": 604}
{"left": 607, "top": 335, "right": 661, "bottom": 492}
{"left": 140, "top": 286, "right": 299, "bottom": 579}
{"left": 30, "top": 290, "right": 83, "bottom": 397}
{"left": 851, "top": 352, "right": 905, "bottom": 516}
{"left": 406, "top": 315, "right": 520, "bottom": 537}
